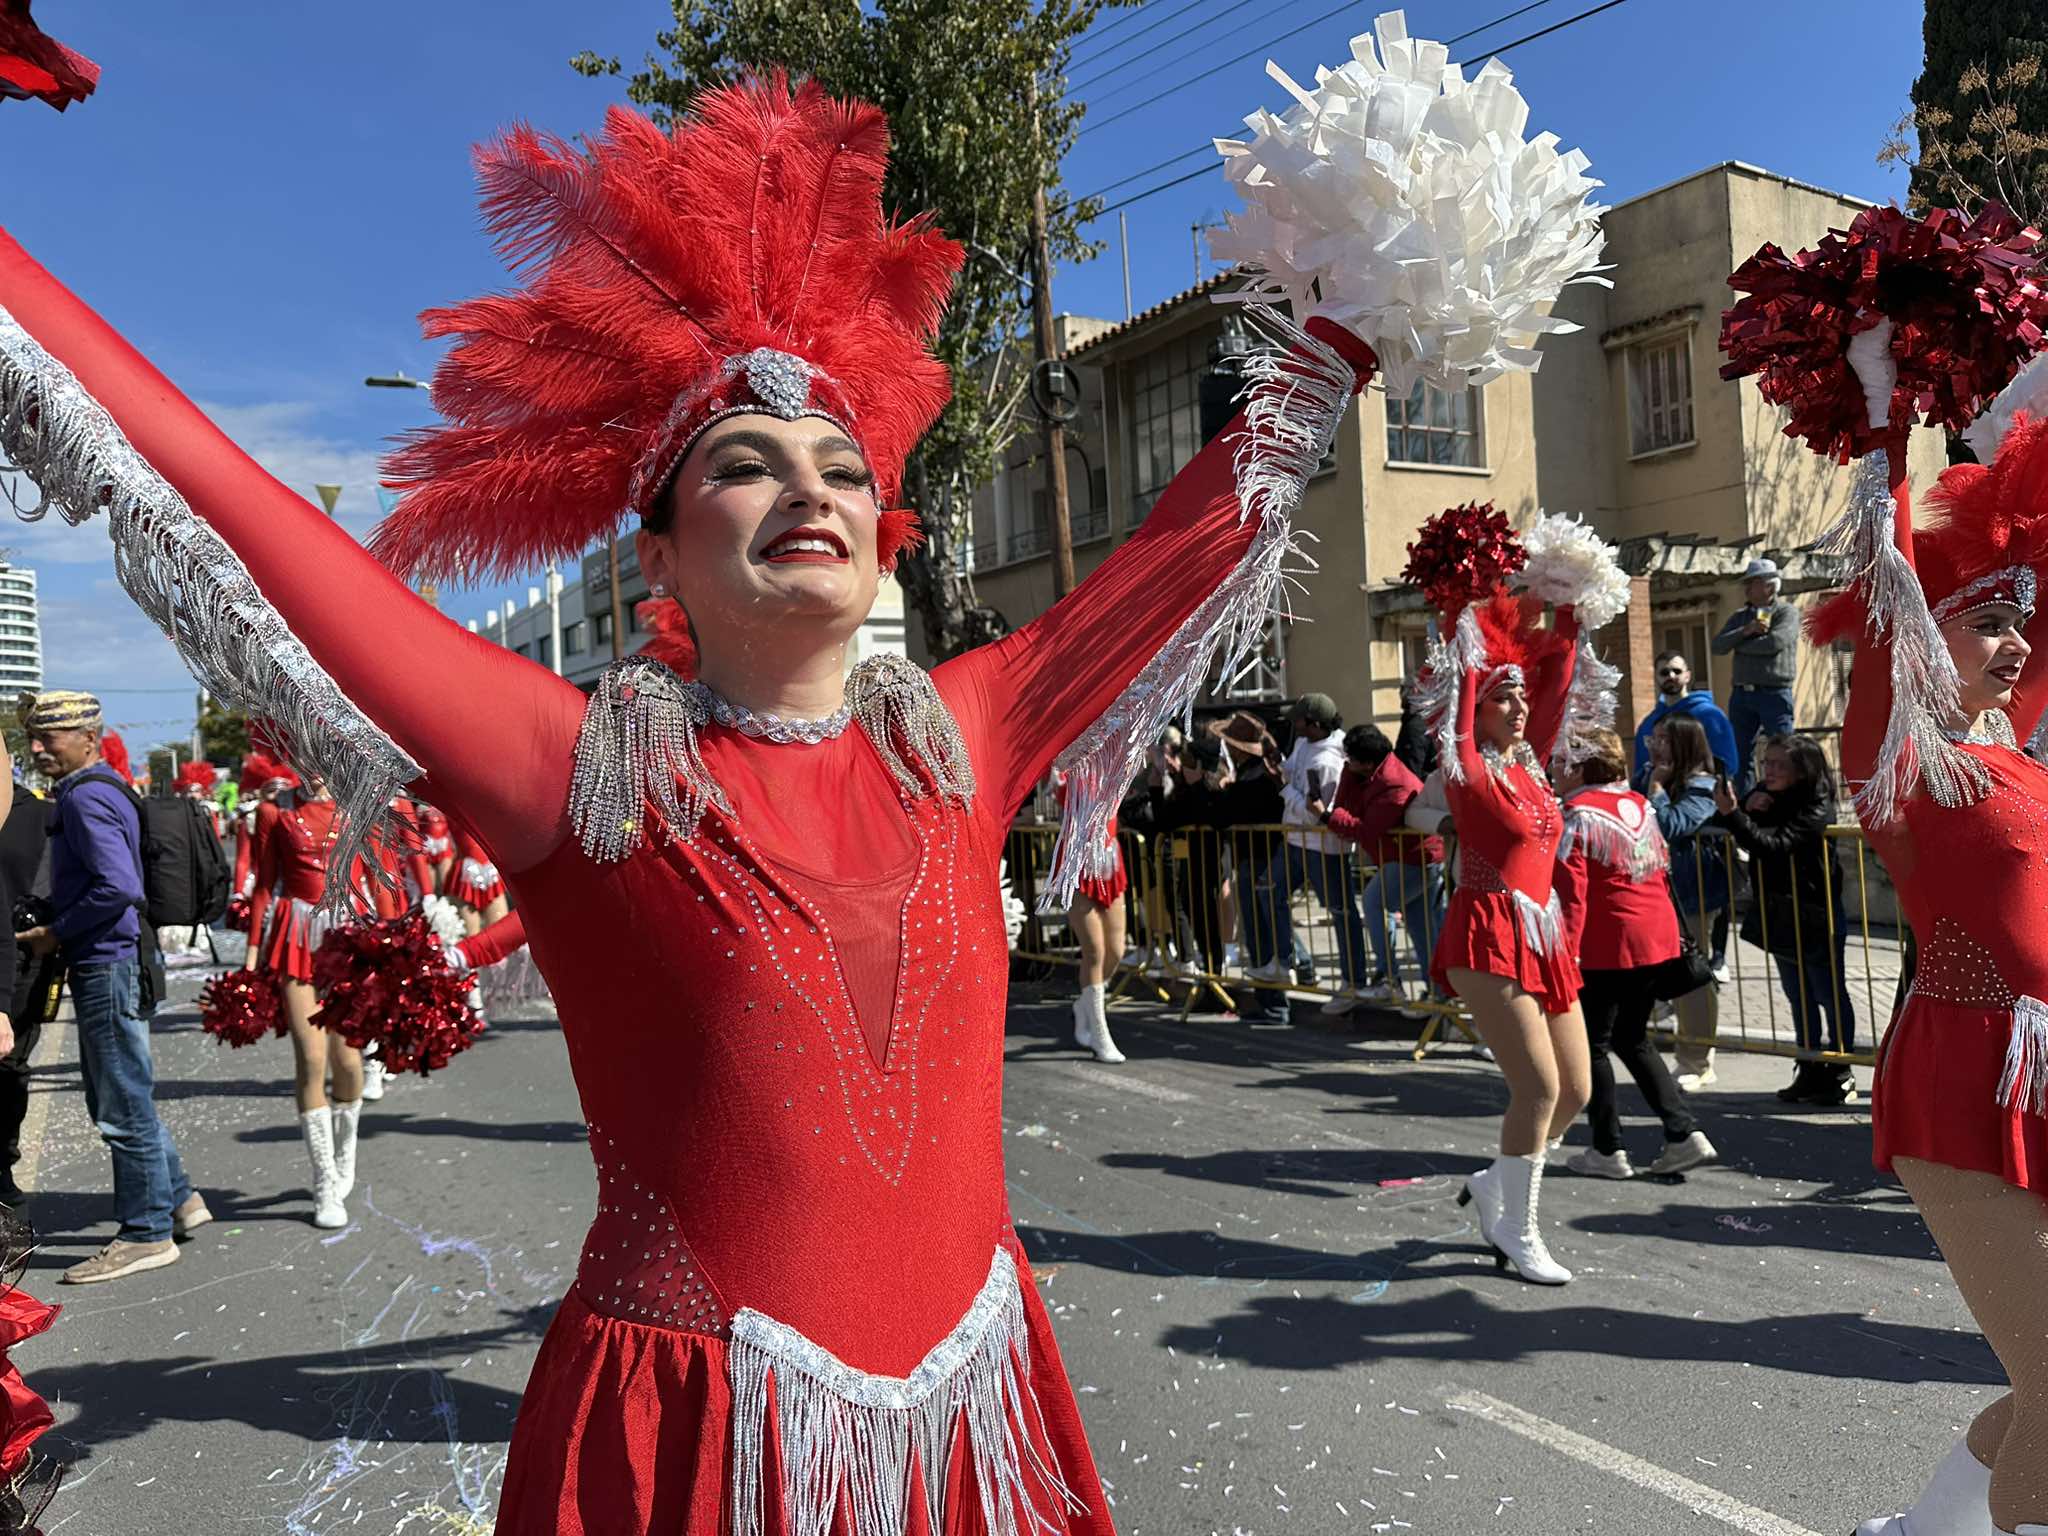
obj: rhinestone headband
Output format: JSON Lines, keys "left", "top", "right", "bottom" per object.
{"left": 1929, "top": 564, "right": 2038, "bottom": 625}
{"left": 628, "top": 348, "right": 868, "bottom": 518}
{"left": 1477, "top": 663, "right": 1527, "bottom": 701}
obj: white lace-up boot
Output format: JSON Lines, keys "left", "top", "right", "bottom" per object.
{"left": 330, "top": 1098, "right": 362, "bottom": 1200}
{"left": 1481, "top": 1153, "right": 1571, "bottom": 1285}
{"left": 299, "top": 1107, "right": 347, "bottom": 1229}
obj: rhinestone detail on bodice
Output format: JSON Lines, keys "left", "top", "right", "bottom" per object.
{"left": 577, "top": 1126, "right": 729, "bottom": 1336}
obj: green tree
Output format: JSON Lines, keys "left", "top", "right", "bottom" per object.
{"left": 1881, "top": 0, "right": 2048, "bottom": 225}
{"left": 197, "top": 694, "right": 250, "bottom": 762}
{"left": 573, "top": 0, "right": 1132, "bottom": 660}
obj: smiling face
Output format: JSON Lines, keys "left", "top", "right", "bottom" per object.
{"left": 1476, "top": 683, "right": 1529, "bottom": 749}
{"left": 1942, "top": 601, "right": 2032, "bottom": 718}
{"left": 636, "top": 414, "right": 883, "bottom": 664}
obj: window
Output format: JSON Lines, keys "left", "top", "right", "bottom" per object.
{"left": 514, "top": 643, "right": 531, "bottom": 659}
{"left": 1126, "top": 327, "right": 1212, "bottom": 523}
{"left": 538, "top": 634, "right": 554, "bottom": 668}
{"left": 594, "top": 612, "right": 613, "bottom": 647}
{"left": 563, "top": 620, "right": 586, "bottom": 655}
{"left": 1386, "top": 381, "right": 1484, "bottom": 467}
{"left": 1628, "top": 333, "right": 1695, "bottom": 455}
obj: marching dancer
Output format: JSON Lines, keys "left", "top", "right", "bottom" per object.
{"left": 1412, "top": 507, "right": 1631, "bottom": 1286}
{"left": 244, "top": 771, "right": 362, "bottom": 1228}
{"left": 0, "top": 16, "right": 1604, "bottom": 1524}
{"left": 1055, "top": 773, "right": 1129, "bottom": 1064}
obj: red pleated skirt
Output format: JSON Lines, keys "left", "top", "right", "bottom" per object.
{"left": 494, "top": 1240, "right": 1114, "bottom": 1536}
{"left": 260, "top": 898, "right": 333, "bottom": 985}
{"left": 1432, "top": 888, "right": 1582, "bottom": 1016}
{"left": 451, "top": 858, "right": 506, "bottom": 910}
{"left": 1873, "top": 997, "right": 2046, "bottom": 1195}
{"left": 1076, "top": 844, "right": 1127, "bottom": 910}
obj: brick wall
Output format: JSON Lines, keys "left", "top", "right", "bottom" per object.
{"left": 1591, "top": 574, "right": 1658, "bottom": 741}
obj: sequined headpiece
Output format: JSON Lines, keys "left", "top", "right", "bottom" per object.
{"left": 373, "top": 73, "right": 963, "bottom": 585}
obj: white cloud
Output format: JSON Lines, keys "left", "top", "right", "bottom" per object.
{"left": 195, "top": 399, "right": 389, "bottom": 534}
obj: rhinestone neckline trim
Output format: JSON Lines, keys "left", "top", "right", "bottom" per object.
{"left": 690, "top": 682, "right": 853, "bottom": 745}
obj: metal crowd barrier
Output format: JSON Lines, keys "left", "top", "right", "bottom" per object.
{"left": 1004, "top": 819, "right": 1888, "bottom": 1068}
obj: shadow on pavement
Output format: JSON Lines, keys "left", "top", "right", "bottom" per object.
{"left": 1102, "top": 1146, "right": 1479, "bottom": 1199}
{"left": 234, "top": 1114, "right": 588, "bottom": 1147}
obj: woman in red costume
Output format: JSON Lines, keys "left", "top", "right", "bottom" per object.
{"left": 0, "top": 74, "right": 1396, "bottom": 1532}
{"left": 1807, "top": 420, "right": 2048, "bottom": 1536}
{"left": 1416, "top": 510, "right": 1628, "bottom": 1288}
{"left": 1053, "top": 773, "right": 1128, "bottom": 1064}
{"left": 244, "top": 771, "right": 363, "bottom": 1230}
{"left": 417, "top": 802, "right": 452, "bottom": 893}
{"left": 446, "top": 822, "right": 506, "bottom": 934}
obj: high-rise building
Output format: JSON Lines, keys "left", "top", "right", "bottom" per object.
{"left": 0, "top": 565, "right": 43, "bottom": 695}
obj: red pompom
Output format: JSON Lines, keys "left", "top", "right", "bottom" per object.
{"left": 198, "top": 971, "right": 284, "bottom": 1049}
{"left": 1721, "top": 203, "right": 2048, "bottom": 462}
{"left": 0, "top": 2, "right": 100, "bottom": 113}
{"left": 225, "top": 894, "right": 251, "bottom": 931}
{"left": 313, "top": 913, "right": 485, "bottom": 1076}
{"left": 1402, "top": 502, "right": 1526, "bottom": 616}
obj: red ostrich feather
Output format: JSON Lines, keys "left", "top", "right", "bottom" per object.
{"left": 375, "top": 74, "right": 962, "bottom": 587}
{"left": 97, "top": 731, "right": 131, "bottom": 785}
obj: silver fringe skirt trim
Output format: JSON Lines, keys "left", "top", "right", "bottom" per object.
{"left": 728, "top": 1248, "right": 1083, "bottom": 1536}
{"left": 1999, "top": 994, "right": 2048, "bottom": 1119}
{"left": 263, "top": 895, "right": 337, "bottom": 958}
{"left": 571, "top": 652, "right": 973, "bottom": 864}
{"left": 0, "top": 304, "right": 421, "bottom": 919}
{"left": 1815, "top": 452, "right": 1991, "bottom": 825}
{"left": 1040, "top": 300, "right": 1352, "bottom": 912}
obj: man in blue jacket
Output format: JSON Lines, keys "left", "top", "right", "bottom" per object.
{"left": 16, "top": 691, "right": 206, "bottom": 1283}
{"left": 1631, "top": 651, "right": 1739, "bottom": 785}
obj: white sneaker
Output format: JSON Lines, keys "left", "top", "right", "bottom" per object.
{"left": 1674, "top": 1068, "right": 1717, "bottom": 1091}
{"left": 1353, "top": 981, "right": 1399, "bottom": 1005}
{"left": 1245, "top": 958, "right": 1290, "bottom": 984}
{"left": 1567, "top": 1147, "right": 1635, "bottom": 1179}
{"left": 1319, "top": 992, "right": 1359, "bottom": 1016}
{"left": 1710, "top": 963, "right": 1731, "bottom": 985}
{"left": 1647, "top": 1131, "right": 1718, "bottom": 1176}
{"left": 1170, "top": 959, "right": 1200, "bottom": 980}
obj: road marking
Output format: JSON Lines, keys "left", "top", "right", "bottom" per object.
{"left": 16, "top": 1016, "right": 69, "bottom": 1192}
{"left": 1056, "top": 1063, "right": 1194, "bottom": 1103}
{"left": 1445, "top": 1388, "right": 1825, "bottom": 1536}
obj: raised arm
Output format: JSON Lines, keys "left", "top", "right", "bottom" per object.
{"left": 0, "top": 232, "right": 583, "bottom": 871}
{"left": 245, "top": 801, "right": 281, "bottom": 961}
{"left": 935, "top": 321, "right": 1371, "bottom": 817}
{"left": 1525, "top": 608, "right": 1580, "bottom": 767}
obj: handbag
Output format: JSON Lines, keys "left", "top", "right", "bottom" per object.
{"left": 1649, "top": 919, "right": 1715, "bottom": 1002}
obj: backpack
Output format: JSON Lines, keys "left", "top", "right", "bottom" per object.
{"left": 77, "top": 769, "right": 232, "bottom": 928}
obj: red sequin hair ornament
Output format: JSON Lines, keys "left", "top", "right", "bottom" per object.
{"left": 372, "top": 73, "right": 962, "bottom": 586}
{"left": 634, "top": 598, "right": 698, "bottom": 680}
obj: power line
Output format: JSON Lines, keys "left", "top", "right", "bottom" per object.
{"left": 1076, "top": 0, "right": 1630, "bottom": 207}
{"left": 1069, "top": 0, "right": 1246, "bottom": 96}
{"left": 1078, "top": 0, "right": 1335, "bottom": 105}
{"left": 1069, "top": 0, "right": 1221, "bottom": 84}
{"left": 1066, "top": 0, "right": 1160, "bottom": 63}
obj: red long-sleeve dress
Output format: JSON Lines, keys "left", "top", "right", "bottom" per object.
{"left": 0, "top": 231, "right": 1367, "bottom": 1534}
{"left": 1843, "top": 578, "right": 2048, "bottom": 1197}
{"left": 1428, "top": 612, "right": 1583, "bottom": 1014}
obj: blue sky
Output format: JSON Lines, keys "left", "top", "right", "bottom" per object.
{"left": 2, "top": 0, "right": 1924, "bottom": 749}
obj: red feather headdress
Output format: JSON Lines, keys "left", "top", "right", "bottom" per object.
{"left": 375, "top": 73, "right": 963, "bottom": 586}
{"left": 238, "top": 752, "right": 297, "bottom": 796}
{"left": 173, "top": 760, "right": 216, "bottom": 796}
{"left": 98, "top": 731, "right": 132, "bottom": 785}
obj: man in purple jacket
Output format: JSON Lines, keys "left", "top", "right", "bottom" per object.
{"left": 16, "top": 691, "right": 207, "bottom": 1283}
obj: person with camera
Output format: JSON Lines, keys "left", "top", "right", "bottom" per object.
{"left": 1555, "top": 729, "right": 1717, "bottom": 1179}
{"left": 1312, "top": 723, "right": 1446, "bottom": 1011}
{"left": 1711, "top": 558, "right": 1800, "bottom": 791}
{"left": 15, "top": 691, "right": 207, "bottom": 1283}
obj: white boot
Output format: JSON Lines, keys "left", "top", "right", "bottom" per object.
{"left": 1458, "top": 1160, "right": 1504, "bottom": 1233}
{"left": 360, "top": 1047, "right": 387, "bottom": 1102}
{"left": 299, "top": 1108, "right": 348, "bottom": 1229}
{"left": 1857, "top": 1436, "right": 1996, "bottom": 1536}
{"left": 1482, "top": 1153, "right": 1572, "bottom": 1285}
{"left": 1072, "top": 991, "right": 1096, "bottom": 1052}
{"left": 1085, "top": 985, "right": 1126, "bottom": 1064}
{"left": 330, "top": 1098, "right": 362, "bottom": 1201}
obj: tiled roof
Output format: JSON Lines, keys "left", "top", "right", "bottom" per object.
{"left": 1067, "top": 272, "right": 1239, "bottom": 358}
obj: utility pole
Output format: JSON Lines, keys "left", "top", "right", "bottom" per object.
{"left": 607, "top": 536, "right": 625, "bottom": 660}
{"left": 1119, "top": 210, "right": 1133, "bottom": 321}
{"left": 1027, "top": 82, "right": 1076, "bottom": 600}
{"left": 1192, "top": 223, "right": 1202, "bottom": 285}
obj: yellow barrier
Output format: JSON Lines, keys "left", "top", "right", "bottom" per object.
{"left": 1004, "top": 819, "right": 1888, "bottom": 1068}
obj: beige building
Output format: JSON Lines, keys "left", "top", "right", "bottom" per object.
{"left": 943, "top": 161, "right": 1945, "bottom": 752}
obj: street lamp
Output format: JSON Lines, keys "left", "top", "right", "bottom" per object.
{"left": 364, "top": 372, "right": 429, "bottom": 390}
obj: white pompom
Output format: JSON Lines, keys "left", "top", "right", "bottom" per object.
{"left": 1520, "top": 513, "right": 1631, "bottom": 629}
{"left": 420, "top": 894, "right": 468, "bottom": 948}
{"left": 1963, "top": 350, "right": 2048, "bottom": 464}
{"left": 1209, "top": 8, "right": 1609, "bottom": 396}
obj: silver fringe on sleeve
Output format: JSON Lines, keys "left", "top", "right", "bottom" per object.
{"left": 0, "top": 304, "right": 421, "bottom": 917}
{"left": 1417, "top": 605, "right": 1489, "bottom": 787}
{"left": 1817, "top": 451, "right": 1991, "bottom": 824}
{"left": 727, "top": 1247, "right": 1082, "bottom": 1536}
{"left": 1551, "top": 638, "right": 1621, "bottom": 774}
{"left": 1041, "top": 300, "right": 1351, "bottom": 911}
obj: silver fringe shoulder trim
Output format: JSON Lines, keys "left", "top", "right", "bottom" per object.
{"left": 570, "top": 650, "right": 973, "bottom": 862}
{"left": 727, "top": 1247, "right": 1084, "bottom": 1536}
{"left": 1418, "top": 606, "right": 1490, "bottom": 786}
{"left": 1818, "top": 452, "right": 1992, "bottom": 825}
{"left": 0, "top": 304, "right": 421, "bottom": 917}
{"left": 1042, "top": 300, "right": 1352, "bottom": 911}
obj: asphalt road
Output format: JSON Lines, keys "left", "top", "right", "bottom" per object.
{"left": 12, "top": 959, "right": 1994, "bottom": 1536}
